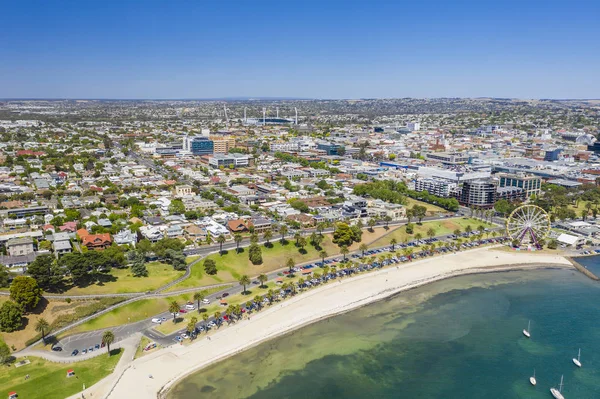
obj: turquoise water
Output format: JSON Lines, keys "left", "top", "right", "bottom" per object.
{"left": 574, "top": 254, "right": 600, "bottom": 277}
{"left": 168, "top": 269, "right": 600, "bottom": 399}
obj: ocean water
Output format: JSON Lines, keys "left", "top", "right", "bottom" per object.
{"left": 168, "top": 268, "right": 600, "bottom": 399}
{"left": 573, "top": 254, "right": 600, "bottom": 277}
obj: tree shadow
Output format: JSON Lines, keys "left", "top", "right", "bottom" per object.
{"left": 263, "top": 242, "right": 273, "bottom": 249}
{"left": 235, "top": 248, "right": 245, "bottom": 254}
{"left": 298, "top": 248, "right": 307, "bottom": 255}
{"left": 219, "top": 249, "right": 230, "bottom": 256}
{"left": 280, "top": 239, "right": 289, "bottom": 246}
{"left": 43, "top": 335, "right": 59, "bottom": 347}
{"left": 31, "top": 296, "right": 50, "bottom": 315}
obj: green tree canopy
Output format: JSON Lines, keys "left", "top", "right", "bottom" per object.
{"left": 10, "top": 276, "right": 42, "bottom": 312}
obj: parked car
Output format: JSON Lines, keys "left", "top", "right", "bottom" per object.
{"left": 179, "top": 309, "right": 187, "bottom": 313}
{"left": 52, "top": 346, "right": 62, "bottom": 352}
{"left": 185, "top": 304, "right": 195, "bottom": 310}
{"left": 95, "top": 344, "right": 100, "bottom": 350}
{"left": 202, "top": 299, "right": 210, "bottom": 304}
{"left": 151, "top": 318, "right": 162, "bottom": 323}
{"left": 222, "top": 293, "right": 229, "bottom": 297}
{"left": 71, "top": 349, "right": 79, "bottom": 356}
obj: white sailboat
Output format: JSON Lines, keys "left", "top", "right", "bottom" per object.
{"left": 573, "top": 348, "right": 582, "bottom": 368}
{"left": 529, "top": 369, "right": 537, "bottom": 386}
{"left": 550, "top": 375, "right": 565, "bottom": 399}
{"left": 523, "top": 320, "right": 531, "bottom": 338}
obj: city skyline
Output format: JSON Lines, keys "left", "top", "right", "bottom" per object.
{"left": 2, "top": 0, "right": 600, "bottom": 99}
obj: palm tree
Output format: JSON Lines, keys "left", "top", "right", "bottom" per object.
{"left": 297, "top": 236, "right": 307, "bottom": 252}
{"left": 359, "top": 243, "right": 368, "bottom": 257}
{"left": 319, "top": 250, "right": 328, "bottom": 264}
{"left": 187, "top": 316, "right": 198, "bottom": 335}
{"left": 205, "top": 231, "right": 213, "bottom": 245}
{"left": 213, "top": 311, "right": 221, "bottom": 326}
{"left": 340, "top": 245, "right": 349, "bottom": 262}
{"left": 389, "top": 238, "right": 397, "bottom": 251}
{"left": 253, "top": 295, "right": 263, "bottom": 309}
{"left": 294, "top": 232, "right": 302, "bottom": 246}
{"left": 202, "top": 313, "right": 209, "bottom": 330}
{"left": 168, "top": 300, "right": 180, "bottom": 323}
{"left": 453, "top": 228, "right": 461, "bottom": 237}
{"left": 239, "top": 274, "right": 251, "bottom": 294}
{"left": 368, "top": 218, "right": 377, "bottom": 232}
{"left": 298, "top": 278, "right": 305, "bottom": 289}
{"left": 267, "top": 289, "right": 275, "bottom": 304}
{"left": 35, "top": 318, "right": 50, "bottom": 342}
{"left": 316, "top": 222, "right": 326, "bottom": 236}
{"left": 279, "top": 225, "right": 288, "bottom": 243}
{"left": 465, "top": 225, "right": 473, "bottom": 234}
{"left": 193, "top": 291, "right": 205, "bottom": 313}
{"left": 383, "top": 215, "right": 392, "bottom": 229}
{"left": 250, "top": 233, "right": 259, "bottom": 244}
{"left": 406, "top": 209, "right": 413, "bottom": 223}
{"left": 234, "top": 233, "right": 243, "bottom": 253}
{"left": 217, "top": 234, "right": 226, "bottom": 255}
{"left": 257, "top": 273, "right": 268, "bottom": 288}
{"left": 263, "top": 229, "right": 273, "bottom": 246}
{"left": 414, "top": 233, "right": 423, "bottom": 241}
{"left": 286, "top": 257, "right": 295, "bottom": 274}
{"left": 102, "top": 330, "right": 115, "bottom": 356}
{"left": 427, "top": 227, "right": 436, "bottom": 239}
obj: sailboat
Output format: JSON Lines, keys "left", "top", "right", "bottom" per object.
{"left": 550, "top": 375, "right": 565, "bottom": 399}
{"left": 529, "top": 369, "right": 537, "bottom": 386}
{"left": 523, "top": 320, "right": 531, "bottom": 338}
{"left": 573, "top": 348, "right": 582, "bottom": 368}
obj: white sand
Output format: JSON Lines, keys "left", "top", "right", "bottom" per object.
{"left": 94, "top": 247, "right": 571, "bottom": 399}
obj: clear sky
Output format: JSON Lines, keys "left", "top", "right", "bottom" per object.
{"left": 1, "top": 0, "right": 599, "bottom": 99}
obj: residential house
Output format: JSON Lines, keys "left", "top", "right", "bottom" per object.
{"left": 184, "top": 224, "right": 206, "bottom": 242}
{"left": 174, "top": 185, "right": 193, "bottom": 197}
{"left": 227, "top": 219, "right": 249, "bottom": 233}
{"left": 59, "top": 221, "right": 78, "bottom": 233}
{"left": 139, "top": 225, "right": 163, "bottom": 242}
{"left": 113, "top": 229, "right": 137, "bottom": 247}
{"left": 6, "top": 237, "right": 35, "bottom": 257}
{"left": 166, "top": 225, "right": 184, "bottom": 239}
{"left": 81, "top": 233, "right": 112, "bottom": 250}
{"left": 249, "top": 216, "right": 272, "bottom": 234}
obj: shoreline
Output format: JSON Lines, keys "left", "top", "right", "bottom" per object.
{"left": 93, "top": 247, "right": 573, "bottom": 399}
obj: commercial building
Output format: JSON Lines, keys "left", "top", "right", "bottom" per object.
{"left": 406, "top": 122, "right": 421, "bottom": 131}
{"left": 414, "top": 178, "right": 458, "bottom": 198}
{"left": 208, "top": 154, "right": 250, "bottom": 169}
{"left": 544, "top": 148, "right": 562, "bottom": 162}
{"left": 458, "top": 180, "right": 496, "bottom": 208}
{"left": 496, "top": 186, "right": 526, "bottom": 202}
{"left": 212, "top": 136, "right": 236, "bottom": 154}
{"left": 184, "top": 136, "right": 214, "bottom": 155}
{"left": 425, "top": 152, "right": 471, "bottom": 165}
{"left": 317, "top": 143, "right": 343, "bottom": 156}
{"left": 497, "top": 173, "right": 541, "bottom": 198}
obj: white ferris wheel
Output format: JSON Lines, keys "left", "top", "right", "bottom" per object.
{"left": 506, "top": 205, "right": 551, "bottom": 247}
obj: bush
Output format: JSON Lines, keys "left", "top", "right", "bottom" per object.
{"left": 405, "top": 223, "right": 414, "bottom": 234}
{"left": 204, "top": 259, "right": 217, "bottom": 275}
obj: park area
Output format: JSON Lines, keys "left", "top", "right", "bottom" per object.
{"left": 0, "top": 349, "right": 122, "bottom": 399}
{"left": 169, "top": 227, "right": 391, "bottom": 291}
{"left": 59, "top": 262, "right": 184, "bottom": 296}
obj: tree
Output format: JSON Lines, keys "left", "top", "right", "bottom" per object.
{"left": 129, "top": 250, "right": 148, "bottom": 277}
{"left": 239, "top": 275, "right": 251, "bottom": 294}
{"left": 310, "top": 232, "right": 323, "bottom": 248}
{"left": 248, "top": 243, "right": 263, "bottom": 265}
{"left": 415, "top": 233, "right": 423, "bottom": 241}
{"left": 137, "top": 239, "right": 152, "bottom": 255}
{"left": 427, "top": 227, "right": 436, "bottom": 239}
{"left": 286, "top": 257, "right": 296, "bottom": 274}
{"left": 258, "top": 274, "right": 268, "bottom": 288}
{"left": 263, "top": 229, "right": 273, "bottom": 246}
{"left": 389, "top": 238, "right": 397, "bottom": 251}
{"left": 340, "top": 245, "right": 349, "bottom": 262}
{"left": 547, "top": 239, "right": 558, "bottom": 250}
{"left": 332, "top": 222, "right": 360, "bottom": 247}
{"left": 405, "top": 223, "right": 414, "bottom": 234}
{"left": 297, "top": 236, "right": 307, "bottom": 252}
{"left": 0, "top": 264, "right": 9, "bottom": 288}
{"left": 465, "top": 225, "right": 473, "bottom": 234}
{"left": 193, "top": 291, "right": 205, "bottom": 312}
{"left": 293, "top": 232, "right": 302, "bottom": 246}
{"left": 453, "top": 228, "right": 461, "bottom": 236}
{"left": 165, "top": 249, "right": 186, "bottom": 271}
{"left": 202, "top": 313, "right": 209, "bottom": 330}
{"left": 26, "top": 254, "right": 63, "bottom": 290}
{"left": 383, "top": 215, "right": 392, "bottom": 229}
{"left": 0, "top": 301, "right": 22, "bottom": 332}
{"left": 168, "top": 301, "right": 180, "bottom": 323}
{"left": 279, "top": 225, "right": 288, "bottom": 243}
{"left": 406, "top": 209, "right": 413, "bottom": 223}
{"left": 102, "top": 330, "right": 115, "bottom": 356}
{"left": 316, "top": 222, "right": 326, "bottom": 236}
{"left": 205, "top": 231, "right": 213, "bottom": 245}
{"left": 234, "top": 233, "right": 243, "bottom": 253}
{"left": 10, "top": 276, "right": 42, "bottom": 312}
{"left": 359, "top": 243, "right": 368, "bottom": 257}
{"left": 35, "top": 317, "right": 50, "bottom": 342}
{"left": 367, "top": 218, "right": 377, "bottom": 232}
{"left": 168, "top": 199, "right": 186, "bottom": 215}
{"left": 0, "top": 339, "right": 10, "bottom": 364}
{"left": 204, "top": 259, "right": 217, "bottom": 275}
{"left": 319, "top": 250, "right": 328, "bottom": 264}
{"left": 216, "top": 234, "right": 226, "bottom": 255}
{"left": 187, "top": 316, "right": 198, "bottom": 335}
{"left": 411, "top": 205, "right": 427, "bottom": 223}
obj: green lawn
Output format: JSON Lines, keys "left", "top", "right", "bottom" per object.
{"left": 0, "top": 350, "right": 122, "bottom": 399}
{"left": 405, "top": 198, "right": 448, "bottom": 215}
{"left": 61, "top": 262, "right": 184, "bottom": 295}
{"left": 67, "top": 287, "right": 223, "bottom": 335}
{"left": 369, "top": 218, "right": 493, "bottom": 248}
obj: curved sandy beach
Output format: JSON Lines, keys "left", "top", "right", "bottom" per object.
{"left": 76, "top": 247, "right": 572, "bottom": 399}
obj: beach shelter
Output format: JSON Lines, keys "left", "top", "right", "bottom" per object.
{"left": 66, "top": 369, "right": 75, "bottom": 378}
{"left": 219, "top": 299, "right": 227, "bottom": 306}
{"left": 8, "top": 392, "right": 17, "bottom": 399}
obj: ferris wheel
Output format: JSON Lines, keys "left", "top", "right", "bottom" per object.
{"left": 506, "top": 205, "right": 551, "bottom": 246}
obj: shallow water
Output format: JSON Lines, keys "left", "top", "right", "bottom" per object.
{"left": 169, "top": 269, "right": 600, "bottom": 399}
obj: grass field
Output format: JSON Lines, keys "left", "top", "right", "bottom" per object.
{"left": 60, "top": 262, "right": 184, "bottom": 296}
{"left": 169, "top": 228, "right": 391, "bottom": 291}
{"left": 405, "top": 198, "right": 448, "bottom": 215}
{"left": 0, "top": 350, "right": 122, "bottom": 399}
{"left": 67, "top": 287, "right": 223, "bottom": 335}
{"left": 369, "top": 218, "right": 493, "bottom": 248}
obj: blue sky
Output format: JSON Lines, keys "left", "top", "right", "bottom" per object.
{"left": 1, "top": 0, "right": 599, "bottom": 99}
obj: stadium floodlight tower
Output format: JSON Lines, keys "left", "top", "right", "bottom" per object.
{"left": 262, "top": 107, "right": 266, "bottom": 125}
{"left": 295, "top": 107, "right": 298, "bottom": 124}
{"left": 223, "top": 104, "right": 229, "bottom": 125}
{"left": 244, "top": 107, "right": 247, "bottom": 123}
{"left": 276, "top": 107, "right": 279, "bottom": 118}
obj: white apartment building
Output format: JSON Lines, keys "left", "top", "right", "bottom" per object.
{"left": 414, "top": 178, "right": 458, "bottom": 198}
